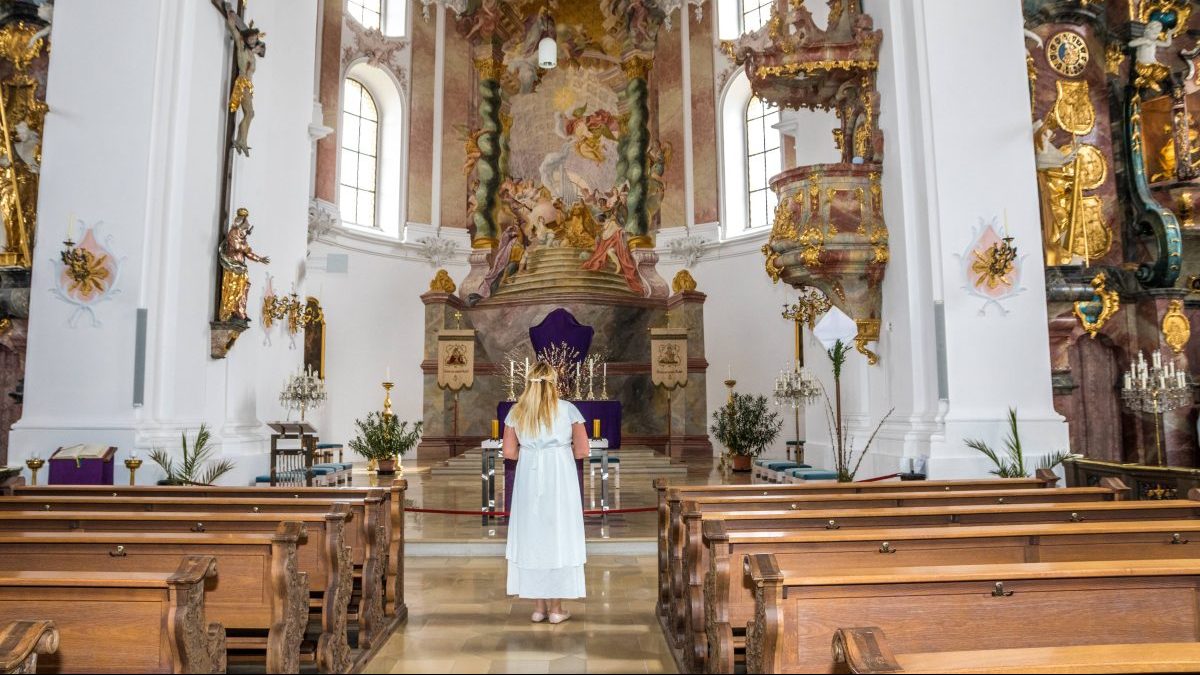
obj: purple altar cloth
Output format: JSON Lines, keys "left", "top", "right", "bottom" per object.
{"left": 497, "top": 399, "right": 622, "bottom": 511}
{"left": 529, "top": 308, "right": 593, "bottom": 362}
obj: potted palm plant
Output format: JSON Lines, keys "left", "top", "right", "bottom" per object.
{"left": 711, "top": 392, "right": 783, "bottom": 471}
{"left": 965, "top": 407, "right": 1068, "bottom": 478}
{"left": 348, "top": 412, "right": 422, "bottom": 475}
{"left": 148, "top": 425, "right": 236, "bottom": 486}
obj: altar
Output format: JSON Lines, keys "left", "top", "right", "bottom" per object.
{"left": 497, "top": 400, "right": 622, "bottom": 449}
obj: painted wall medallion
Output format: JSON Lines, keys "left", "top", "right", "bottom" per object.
{"left": 51, "top": 221, "right": 123, "bottom": 328}
{"left": 959, "top": 217, "right": 1026, "bottom": 315}
{"left": 1047, "top": 31, "right": 1090, "bottom": 77}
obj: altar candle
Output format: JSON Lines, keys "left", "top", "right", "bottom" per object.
{"left": 510, "top": 360, "right": 514, "bottom": 381}
{"left": 603, "top": 362, "right": 607, "bottom": 381}
{"left": 1124, "top": 372, "right": 1131, "bottom": 390}
{"left": 525, "top": 357, "right": 530, "bottom": 377}
{"left": 593, "top": 419, "right": 600, "bottom": 439}
{"left": 386, "top": 366, "right": 391, "bottom": 382}
{"left": 491, "top": 419, "right": 499, "bottom": 439}
{"left": 727, "top": 365, "right": 732, "bottom": 379}
{"left": 67, "top": 213, "right": 76, "bottom": 241}
{"left": 1154, "top": 350, "right": 1162, "bottom": 369}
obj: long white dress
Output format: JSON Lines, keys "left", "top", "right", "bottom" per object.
{"left": 505, "top": 400, "right": 587, "bottom": 599}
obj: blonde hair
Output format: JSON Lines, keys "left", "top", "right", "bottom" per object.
{"left": 511, "top": 361, "right": 559, "bottom": 437}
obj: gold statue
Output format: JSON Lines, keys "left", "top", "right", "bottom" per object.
{"left": 1033, "top": 119, "right": 1109, "bottom": 265}
{"left": 671, "top": 269, "right": 697, "bottom": 293}
{"left": 1153, "top": 113, "right": 1200, "bottom": 182}
{"left": 429, "top": 268, "right": 456, "bottom": 293}
{"left": 218, "top": 208, "right": 270, "bottom": 322}
{"left": 0, "top": 21, "right": 48, "bottom": 269}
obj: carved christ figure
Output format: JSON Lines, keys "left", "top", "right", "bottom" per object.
{"left": 214, "top": 0, "right": 266, "bottom": 156}
{"left": 582, "top": 213, "right": 645, "bottom": 295}
{"left": 218, "top": 208, "right": 270, "bottom": 321}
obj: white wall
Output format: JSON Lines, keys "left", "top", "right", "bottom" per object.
{"left": 11, "top": 0, "right": 319, "bottom": 486}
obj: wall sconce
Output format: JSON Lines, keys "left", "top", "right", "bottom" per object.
{"left": 263, "top": 287, "right": 321, "bottom": 337}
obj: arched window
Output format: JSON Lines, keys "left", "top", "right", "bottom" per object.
{"left": 744, "top": 96, "right": 781, "bottom": 231}
{"left": 740, "top": 0, "right": 774, "bottom": 33}
{"left": 340, "top": 78, "right": 380, "bottom": 229}
{"left": 347, "top": 0, "right": 383, "bottom": 30}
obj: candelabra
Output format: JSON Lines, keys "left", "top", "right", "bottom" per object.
{"left": 279, "top": 366, "right": 327, "bottom": 422}
{"left": 1121, "top": 349, "right": 1191, "bottom": 467}
{"left": 124, "top": 456, "right": 143, "bottom": 486}
{"left": 264, "top": 289, "right": 321, "bottom": 336}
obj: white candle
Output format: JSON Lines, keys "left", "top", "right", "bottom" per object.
{"left": 1124, "top": 373, "right": 1131, "bottom": 390}
{"left": 525, "top": 358, "right": 529, "bottom": 376}
{"left": 727, "top": 365, "right": 732, "bottom": 379}
{"left": 67, "top": 213, "right": 76, "bottom": 241}
{"left": 510, "top": 360, "right": 514, "bottom": 380}
{"left": 1154, "top": 351, "right": 1162, "bottom": 369}
{"left": 386, "top": 366, "right": 391, "bottom": 382}
{"left": 131, "top": 449, "right": 138, "bottom": 460}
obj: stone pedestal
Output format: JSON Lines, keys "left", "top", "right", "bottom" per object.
{"left": 417, "top": 289, "right": 709, "bottom": 458}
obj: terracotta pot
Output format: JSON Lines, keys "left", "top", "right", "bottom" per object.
{"left": 731, "top": 454, "right": 752, "bottom": 472}
{"left": 376, "top": 458, "right": 397, "bottom": 475}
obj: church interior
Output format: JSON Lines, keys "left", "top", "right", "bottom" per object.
{"left": 6, "top": 0, "right": 1200, "bottom": 673}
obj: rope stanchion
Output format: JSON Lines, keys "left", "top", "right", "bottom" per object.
{"left": 407, "top": 506, "right": 657, "bottom": 517}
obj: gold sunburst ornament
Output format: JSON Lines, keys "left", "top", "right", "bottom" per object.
{"left": 970, "top": 235, "right": 1019, "bottom": 290}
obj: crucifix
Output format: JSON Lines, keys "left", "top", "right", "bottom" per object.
{"left": 208, "top": 0, "right": 269, "bottom": 358}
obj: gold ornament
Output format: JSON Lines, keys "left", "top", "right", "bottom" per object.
{"left": 621, "top": 56, "right": 653, "bottom": 80}
{"left": 429, "top": 269, "right": 456, "bottom": 293}
{"left": 854, "top": 319, "right": 881, "bottom": 366}
{"left": 1072, "top": 272, "right": 1120, "bottom": 338}
{"left": 471, "top": 236, "right": 498, "bottom": 249}
{"left": 671, "top": 269, "right": 697, "bottom": 293}
{"left": 1162, "top": 299, "right": 1191, "bottom": 354}
{"left": 1135, "top": 62, "right": 1171, "bottom": 92}
{"left": 1060, "top": 143, "right": 1107, "bottom": 190}
{"left": 1105, "top": 41, "right": 1126, "bottom": 77}
{"left": 627, "top": 234, "right": 655, "bottom": 249}
{"left": 1053, "top": 80, "right": 1096, "bottom": 136}
{"left": 1046, "top": 31, "right": 1090, "bottom": 77}
{"left": 762, "top": 244, "right": 782, "bottom": 282}
{"left": 474, "top": 57, "right": 505, "bottom": 81}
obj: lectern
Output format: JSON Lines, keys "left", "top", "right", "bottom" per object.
{"left": 267, "top": 421, "right": 318, "bottom": 487}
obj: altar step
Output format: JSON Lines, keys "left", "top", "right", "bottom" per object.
{"left": 490, "top": 247, "right": 637, "bottom": 299}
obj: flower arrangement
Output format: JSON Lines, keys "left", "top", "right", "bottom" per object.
{"left": 348, "top": 413, "right": 422, "bottom": 474}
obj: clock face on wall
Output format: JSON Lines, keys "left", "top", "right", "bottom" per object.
{"left": 1046, "top": 31, "right": 1090, "bottom": 77}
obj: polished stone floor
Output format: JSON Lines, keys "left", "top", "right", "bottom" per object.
{"left": 363, "top": 555, "right": 676, "bottom": 674}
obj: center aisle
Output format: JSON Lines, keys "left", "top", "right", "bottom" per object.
{"left": 366, "top": 555, "right": 676, "bottom": 673}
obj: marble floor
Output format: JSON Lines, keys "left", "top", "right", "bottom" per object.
{"left": 364, "top": 555, "right": 677, "bottom": 674}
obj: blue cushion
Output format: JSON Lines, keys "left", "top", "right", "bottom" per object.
{"left": 754, "top": 459, "right": 772, "bottom": 467}
{"left": 316, "top": 443, "right": 342, "bottom": 449}
{"left": 766, "top": 461, "right": 800, "bottom": 472}
{"left": 588, "top": 456, "right": 620, "bottom": 463}
{"left": 313, "top": 463, "right": 340, "bottom": 470}
{"left": 788, "top": 468, "right": 838, "bottom": 480}
{"left": 309, "top": 467, "right": 335, "bottom": 476}
{"left": 338, "top": 463, "right": 354, "bottom": 471}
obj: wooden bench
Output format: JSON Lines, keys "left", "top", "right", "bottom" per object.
{"left": 701, "top": 519, "right": 1200, "bottom": 673}
{"left": 2, "top": 481, "right": 408, "bottom": 621}
{"left": 0, "top": 555, "right": 225, "bottom": 674}
{"left": 0, "top": 525, "right": 307, "bottom": 673}
{"left": 0, "top": 490, "right": 394, "bottom": 644}
{"left": 0, "top": 506, "right": 357, "bottom": 672}
{"left": 744, "top": 556, "right": 1200, "bottom": 674}
{"left": 653, "top": 474, "right": 1060, "bottom": 619}
{"left": 0, "top": 620, "right": 58, "bottom": 674}
{"left": 667, "top": 485, "right": 1143, "bottom": 658}
{"left": 833, "top": 627, "right": 1200, "bottom": 673}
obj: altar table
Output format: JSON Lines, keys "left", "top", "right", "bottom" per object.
{"left": 480, "top": 439, "right": 614, "bottom": 524}
{"left": 496, "top": 400, "right": 622, "bottom": 449}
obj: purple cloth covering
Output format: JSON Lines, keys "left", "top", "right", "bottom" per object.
{"left": 49, "top": 458, "right": 114, "bottom": 485}
{"left": 529, "top": 308, "right": 593, "bottom": 362}
{"left": 498, "top": 399, "right": 622, "bottom": 511}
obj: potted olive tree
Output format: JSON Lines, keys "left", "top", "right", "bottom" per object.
{"left": 711, "top": 392, "right": 783, "bottom": 471}
{"left": 348, "top": 413, "right": 422, "bottom": 475}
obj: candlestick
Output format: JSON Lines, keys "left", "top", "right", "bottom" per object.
{"left": 124, "top": 458, "right": 143, "bottom": 486}
{"left": 592, "top": 419, "right": 600, "bottom": 440}
{"left": 24, "top": 457, "right": 44, "bottom": 486}
{"left": 601, "top": 361, "right": 609, "bottom": 400}
{"left": 381, "top": 381, "right": 395, "bottom": 421}
{"left": 491, "top": 419, "right": 499, "bottom": 440}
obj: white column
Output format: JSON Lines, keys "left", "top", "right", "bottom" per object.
{"left": 11, "top": 0, "right": 318, "bottom": 486}
{"left": 804, "top": 0, "right": 1068, "bottom": 479}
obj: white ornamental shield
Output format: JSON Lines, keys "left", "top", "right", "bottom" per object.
{"left": 650, "top": 327, "right": 688, "bottom": 389}
{"left": 437, "top": 329, "right": 476, "bottom": 391}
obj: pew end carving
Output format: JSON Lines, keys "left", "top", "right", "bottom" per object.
{"left": 0, "top": 620, "right": 58, "bottom": 675}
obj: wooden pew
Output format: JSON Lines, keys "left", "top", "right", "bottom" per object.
{"left": 0, "top": 490, "right": 393, "bottom": 645}
{"left": 3, "top": 480, "right": 408, "bottom": 621}
{"left": 653, "top": 473, "right": 1061, "bottom": 619}
{"left": 0, "top": 525, "right": 307, "bottom": 673}
{"left": 0, "top": 621, "right": 58, "bottom": 675}
{"left": 832, "top": 627, "right": 1200, "bottom": 674}
{"left": 702, "top": 519, "right": 1200, "bottom": 673}
{"left": 744, "top": 556, "right": 1200, "bottom": 674}
{"left": 0, "top": 555, "right": 225, "bottom": 674}
{"left": 667, "top": 485, "right": 1140, "bottom": 657}
{"left": 0, "top": 506, "right": 357, "bottom": 672}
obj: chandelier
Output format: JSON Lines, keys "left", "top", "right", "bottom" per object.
{"left": 773, "top": 366, "right": 820, "bottom": 409}
{"left": 279, "top": 366, "right": 327, "bottom": 422}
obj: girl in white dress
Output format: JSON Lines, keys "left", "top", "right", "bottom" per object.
{"left": 503, "top": 361, "right": 589, "bottom": 624}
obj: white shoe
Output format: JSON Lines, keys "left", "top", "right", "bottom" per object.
{"left": 531, "top": 611, "right": 547, "bottom": 623}
{"left": 548, "top": 611, "right": 571, "bottom": 624}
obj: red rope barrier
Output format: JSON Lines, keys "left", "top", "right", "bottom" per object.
{"left": 856, "top": 472, "right": 902, "bottom": 483}
{"left": 407, "top": 506, "right": 657, "bottom": 517}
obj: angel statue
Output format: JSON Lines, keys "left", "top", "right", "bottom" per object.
{"left": 1130, "top": 20, "right": 1171, "bottom": 91}
{"left": 213, "top": 0, "right": 266, "bottom": 156}
{"left": 218, "top": 208, "right": 270, "bottom": 322}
